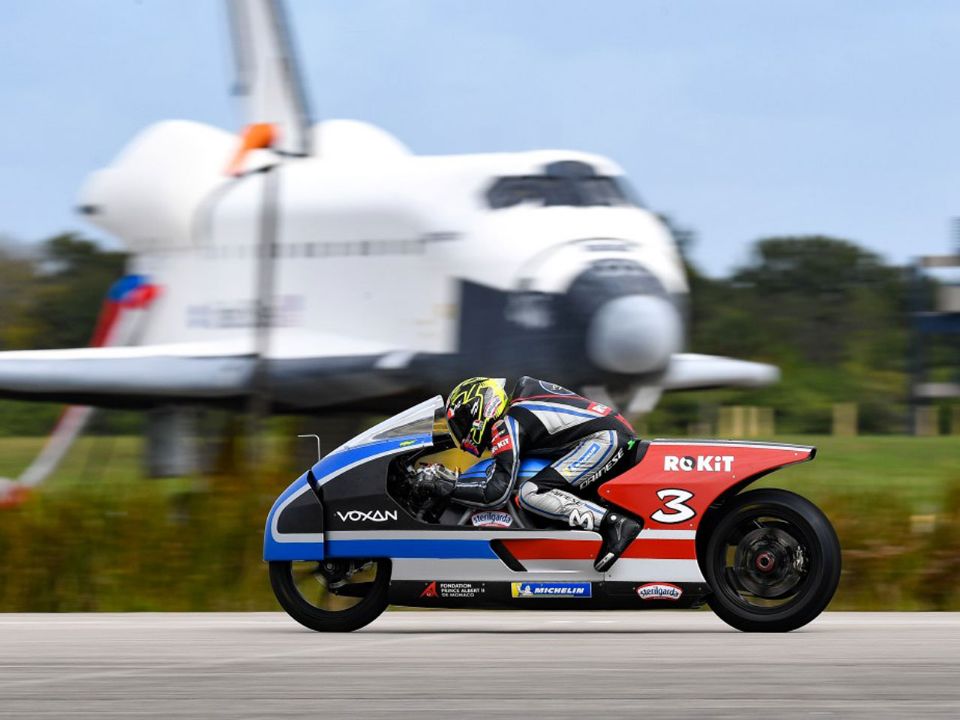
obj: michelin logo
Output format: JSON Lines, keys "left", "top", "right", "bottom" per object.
{"left": 511, "top": 582, "right": 592, "bottom": 598}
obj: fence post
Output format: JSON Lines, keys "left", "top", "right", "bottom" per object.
{"left": 832, "top": 403, "right": 858, "bottom": 437}
{"left": 732, "top": 406, "right": 746, "bottom": 438}
{"left": 758, "top": 407, "right": 775, "bottom": 436}
{"left": 914, "top": 406, "right": 939, "bottom": 437}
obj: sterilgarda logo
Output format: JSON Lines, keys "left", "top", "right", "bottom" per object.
{"left": 663, "top": 455, "right": 734, "bottom": 472}
{"left": 470, "top": 511, "right": 514, "bottom": 528}
{"left": 636, "top": 583, "right": 683, "bottom": 601}
{"left": 511, "top": 582, "right": 592, "bottom": 598}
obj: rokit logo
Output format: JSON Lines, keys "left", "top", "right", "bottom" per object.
{"left": 335, "top": 509, "right": 398, "bottom": 523}
{"left": 491, "top": 428, "right": 513, "bottom": 456}
{"left": 663, "top": 455, "right": 734, "bottom": 472}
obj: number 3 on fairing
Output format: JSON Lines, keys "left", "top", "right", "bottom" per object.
{"left": 651, "top": 489, "right": 695, "bottom": 523}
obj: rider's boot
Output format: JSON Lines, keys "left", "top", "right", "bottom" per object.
{"left": 594, "top": 511, "right": 643, "bottom": 572}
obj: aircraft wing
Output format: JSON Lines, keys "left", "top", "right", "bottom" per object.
{"left": 0, "top": 336, "right": 423, "bottom": 410}
{"left": 0, "top": 344, "right": 255, "bottom": 406}
{"left": 226, "top": 0, "right": 313, "bottom": 156}
{"left": 661, "top": 353, "right": 780, "bottom": 391}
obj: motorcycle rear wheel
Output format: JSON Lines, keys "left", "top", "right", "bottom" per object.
{"left": 269, "top": 558, "right": 391, "bottom": 632}
{"left": 704, "top": 489, "right": 840, "bottom": 632}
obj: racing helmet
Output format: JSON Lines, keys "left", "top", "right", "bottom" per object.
{"left": 445, "top": 377, "right": 508, "bottom": 456}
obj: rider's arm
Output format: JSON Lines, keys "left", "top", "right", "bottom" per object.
{"left": 454, "top": 416, "right": 523, "bottom": 507}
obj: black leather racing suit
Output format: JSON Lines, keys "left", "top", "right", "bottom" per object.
{"left": 449, "top": 376, "right": 637, "bottom": 530}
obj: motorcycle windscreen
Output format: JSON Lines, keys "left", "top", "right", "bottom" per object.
{"left": 329, "top": 395, "right": 444, "bottom": 456}
{"left": 263, "top": 396, "right": 442, "bottom": 561}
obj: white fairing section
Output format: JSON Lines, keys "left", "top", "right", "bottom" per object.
{"left": 227, "top": 0, "right": 312, "bottom": 155}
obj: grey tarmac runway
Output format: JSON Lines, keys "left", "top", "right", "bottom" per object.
{"left": 0, "top": 612, "right": 957, "bottom": 719}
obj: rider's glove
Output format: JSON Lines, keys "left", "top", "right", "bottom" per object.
{"left": 412, "top": 463, "right": 459, "bottom": 500}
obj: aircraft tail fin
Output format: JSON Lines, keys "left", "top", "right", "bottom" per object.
{"left": 226, "top": 0, "right": 313, "bottom": 156}
{"left": 0, "top": 275, "right": 161, "bottom": 505}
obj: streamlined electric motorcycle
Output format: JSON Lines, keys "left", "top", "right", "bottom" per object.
{"left": 264, "top": 397, "right": 840, "bottom": 633}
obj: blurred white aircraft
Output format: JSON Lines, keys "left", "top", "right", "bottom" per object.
{"left": 0, "top": 0, "right": 777, "bottom": 471}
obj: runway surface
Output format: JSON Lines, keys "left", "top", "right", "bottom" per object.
{"left": 0, "top": 612, "right": 958, "bottom": 718}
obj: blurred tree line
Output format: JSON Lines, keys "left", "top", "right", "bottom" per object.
{"left": 653, "top": 226, "right": 933, "bottom": 434}
{"left": 0, "top": 229, "right": 942, "bottom": 436}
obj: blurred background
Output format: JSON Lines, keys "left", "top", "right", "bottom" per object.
{"left": 0, "top": 0, "right": 958, "bottom": 612}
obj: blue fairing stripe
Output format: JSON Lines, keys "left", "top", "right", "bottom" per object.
{"left": 263, "top": 539, "right": 324, "bottom": 561}
{"left": 326, "top": 539, "right": 498, "bottom": 560}
{"left": 309, "top": 435, "right": 431, "bottom": 487}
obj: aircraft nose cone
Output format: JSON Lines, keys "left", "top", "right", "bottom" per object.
{"left": 586, "top": 295, "right": 683, "bottom": 374}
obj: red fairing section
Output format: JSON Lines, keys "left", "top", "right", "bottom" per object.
{"left": 598, "top": 441, "right": 815, "bottom": 531}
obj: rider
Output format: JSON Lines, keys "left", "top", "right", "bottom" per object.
{"left": 415, "top": 376, "right": 643, "bottom": 572}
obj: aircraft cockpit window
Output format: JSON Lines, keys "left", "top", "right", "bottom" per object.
{"left": 486, "top": 175, "right": 641, "bottom": 210}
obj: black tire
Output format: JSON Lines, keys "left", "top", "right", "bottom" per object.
{"left": 704, "top": 489, "right": 840, "bottom": 633}
{"left": 269, "top": 559, "right": 391, "bottom": 632}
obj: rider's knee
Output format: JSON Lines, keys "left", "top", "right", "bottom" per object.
{"left": 517, "top": 480, "right": 538, "bottom": 508}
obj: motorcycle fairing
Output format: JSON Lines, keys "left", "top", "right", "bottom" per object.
{"left": 265, "top": 397, "right": 812, "bottom": 590}
{"left": 599, "top": 439, "right": 815, "bottom": 531}
{"left": 264, "top": 397, "right": 440, "bottom": 561}
{"left": 318, "top": 440, "right": 812, "bottom": 583}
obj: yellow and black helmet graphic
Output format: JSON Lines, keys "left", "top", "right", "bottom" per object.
{"left": 445, "top": 377, "right": 508, "bottom": 456}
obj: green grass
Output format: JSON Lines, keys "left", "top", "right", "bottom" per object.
{"left": 0, "top": 436, "right": 145, "bottom": 489}
{"left": 753, "top": 435, "right": 960, "bottom": 512}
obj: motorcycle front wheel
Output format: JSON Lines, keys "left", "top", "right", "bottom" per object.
{"left": 704, "top": 489, "right": 840, "bottom": 632}
{"left": 269, "top": 558, "right": 391, "bottom": 632}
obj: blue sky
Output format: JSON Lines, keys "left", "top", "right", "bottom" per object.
{"left": 1, "top": 0, "right": 958, "bottom": 275}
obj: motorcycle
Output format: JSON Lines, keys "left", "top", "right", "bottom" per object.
{"left": 264, "top": 397, "right": 841, "bottom": 632}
